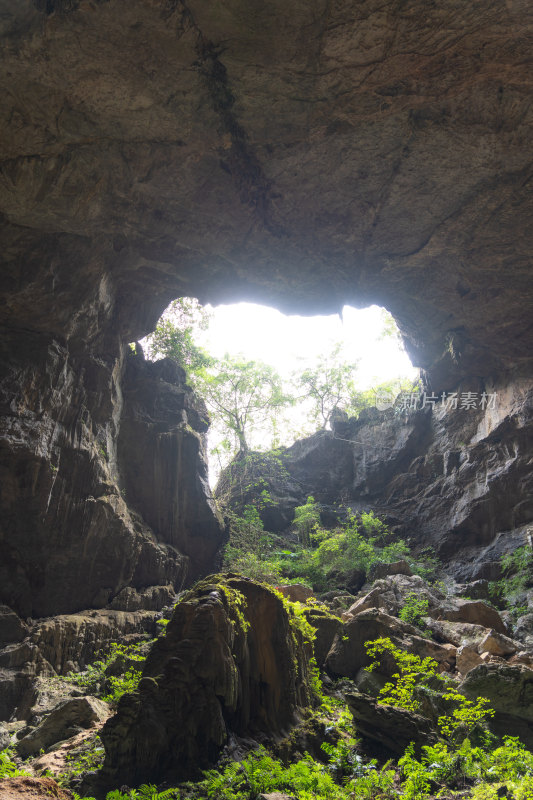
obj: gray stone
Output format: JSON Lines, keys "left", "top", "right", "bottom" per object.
{"left": 16, "top": 697, "right": 111, "bottom": 758}
{"left": 346, "top": 691, "right": 438, "bottom": 755}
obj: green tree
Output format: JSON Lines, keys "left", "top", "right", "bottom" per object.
{"left": 293, "top": 343, "right": 358, "bottom": 430}
{"left": 146, "top": 297, "right": 212, "bottom": 372}
{"left": 197, "top": 354, "right": 293, "bottom": 455}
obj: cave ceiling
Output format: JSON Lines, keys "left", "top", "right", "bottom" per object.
{"left": 1, "top": 0, "right": 533, "bottom": 387}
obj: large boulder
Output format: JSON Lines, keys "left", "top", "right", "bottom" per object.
{"left": 100, "top": 575, "right": 315, "bottom": 785}
{"left": 326, "top": 608, "right": 456, "bottom": 679}
{"left": 442, "top": 600, "right": 507, "bottom": 635}
{"left": 460, "top": 663, "right": 533, "bottom": 748}
{"left": 346, "top": 691, "right": 438, "bottom": 755}
{"left": 0, "top": 606, "right": 28, "bottom": 647}
{"left": 16, "top": 696, "right": 111, "bottom": 758}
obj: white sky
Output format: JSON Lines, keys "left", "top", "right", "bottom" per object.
{"left": 196, "top": 302, "right": 417, "bottom": 388}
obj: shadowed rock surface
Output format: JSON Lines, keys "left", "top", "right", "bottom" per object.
{"left": 346, "top": 691, "right": 438, "bottom": 755}
{"left": 218, "top": 378, "right": 533, "bottom": 578}
{"left": 99, "top": 574, "right": 315, "bottom": 785}
{"left": 1, "top": 2, "right": 533, "bottom": 768}
{"left": 0, "top": 339, "right": 223, "bottom": 618}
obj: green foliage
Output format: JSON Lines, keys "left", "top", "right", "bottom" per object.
{"left": 146, "top": 297, "right": 212, "bottom": 373}
{"left": 293, "top": 495, "right": 321, "bottom": 546}
{"left": 490, "top": 544, "right": 533, "bottom": 617}
{"left": 398, "top": 593, "right": 429, "bottom": 631}
{"left": 198, "top": 743, "right": 362, "bottom": 800}
{"left": 0, "top": 748, "right": 29, "bottom": 779}
{"left": 75, "top": 787, "right": 180, "bottom": 800}
{"left": 365, "top": 637, "right": 440, "bottom": 713}
{"left": 102, "top": 666, "right": 143, "bottom": 704}
{"left": 293, "top": 342, "right": 359, "bottom": 429}
{"left": 223, "top": 504, "right": 284, "bottom": 584}
{"left": 66, "top": 640, "right": 152, "bottom": 704}
{"left": 313, "top": 512, "right": 410, "bottom": 580}
{"left": 197, "top": 354, "right": 293, "bottom": 456}
{"left": 438, "top": 687, "right": 495, "bottom": 743}
{"left": 57, "top": 733, "right": 105, "bottom": 787}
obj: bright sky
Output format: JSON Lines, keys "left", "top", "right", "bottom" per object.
{"left": 196, "top": 302, "right": 417, "bottom": 388}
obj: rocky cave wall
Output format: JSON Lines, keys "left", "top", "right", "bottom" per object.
{"left": 1, "top": 0, "right": 533, "bottom": 619}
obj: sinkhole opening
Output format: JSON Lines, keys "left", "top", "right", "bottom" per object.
{"left": 141, "top": 299, "right": 418, "bottom": 485}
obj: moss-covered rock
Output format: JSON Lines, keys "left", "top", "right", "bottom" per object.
{"left": 100, "top": 574, "right": 315, "bottom": 785}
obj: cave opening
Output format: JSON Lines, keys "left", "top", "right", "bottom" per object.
{"left": 142, "top": 298, "right": 418, "bottom": 483}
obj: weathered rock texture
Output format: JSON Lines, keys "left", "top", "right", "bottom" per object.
{"left": 100, "top": 574, "right": 315, "bottom": 784}
{"left": 1, "top": 0, "right": 533, "bottom": 382}
{"left": 0, "top": 604, "right": 159, "bottom": 721}
{"left": 219, "top": 377, "right": 533, "bottom": 580}
{"left": 1, "top": 1, "right": 533, "bottom": 638}
{"left": 17, "top": 695, "right": 110, "bottom": 758}
{"left": 0, "top": 340, "right": 223, "bottom": 618}
{"left": 346, "top": 691, "right": 438, "bottom": 755}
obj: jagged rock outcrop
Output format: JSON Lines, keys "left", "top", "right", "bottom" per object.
{"left": 100, "top": 574, "right": 315, "bottom": 785}
{"left": 0, "top": 339, "right": 223, "bottom": 618}
{"left": 220, "top": 377, "right": 533, "bottom": 579}
{"left": 346, "top": 691, "right": 438, "bottom": 755}
{"left": 16, "top": 695, "right": 110, "bottom": 758}
{"left": 0, "top": 605, "right": 159, "bottom": 721}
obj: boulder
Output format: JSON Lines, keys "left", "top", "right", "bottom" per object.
{"left": 346, "top": 691, "right": 438, "bottom": 755}
{"left": 277, "top": 585, "right": 314, "bottom": 603}
{"left": 326, "top": 608, "right": 455, "bottom": 679}
{"left": 0, "top": 607, "right": 29, "bottom": 647}
{"left": 514, "top": 613, "right": 533, "bottom": 649}
{"left": 478, "top": 631, "right": 518, "bottom": 657}
{"left": 367, "top": 560, "right": 413, "bottom": 581}
{"left": 442, "top": 600, "right": 507, "bottom": 635}
{"left": 100, "top": 575, "right": 315, "bottom": 785}
{"left": 0, "top": 722, "right": 10, "bottom": 749}
{"left": 424, "top": 619, "right": 489, "bottom": 649}
{"left": 508, "top": 651, "right": 533, "bottom": 669}
{"left": 456, "top": 644, "right": 483, "bottom": 676}
{"left": 16, "top": 696, "right": 110, "bottom": 758}
{"left": 460, "top": 664, "right": 533, "bottom": 748}
{"left": 344, "top": 575, "right": 444, "bottom": 621}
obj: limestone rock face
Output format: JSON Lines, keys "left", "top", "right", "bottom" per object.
{"left": 100, "top": 575, "right": 315, "bottom": 784}
{"left": 0, "top": 336, "right": 224, "bottom": 618}
{"left": 221, "top": 377, "right": 533, "bottom": 579}
{"left": 1, "top": 0, "right": 532, "bottom": 385}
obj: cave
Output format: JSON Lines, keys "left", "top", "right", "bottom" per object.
{"left": 1, "top": 0, "right": 533, "bottom": 795}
